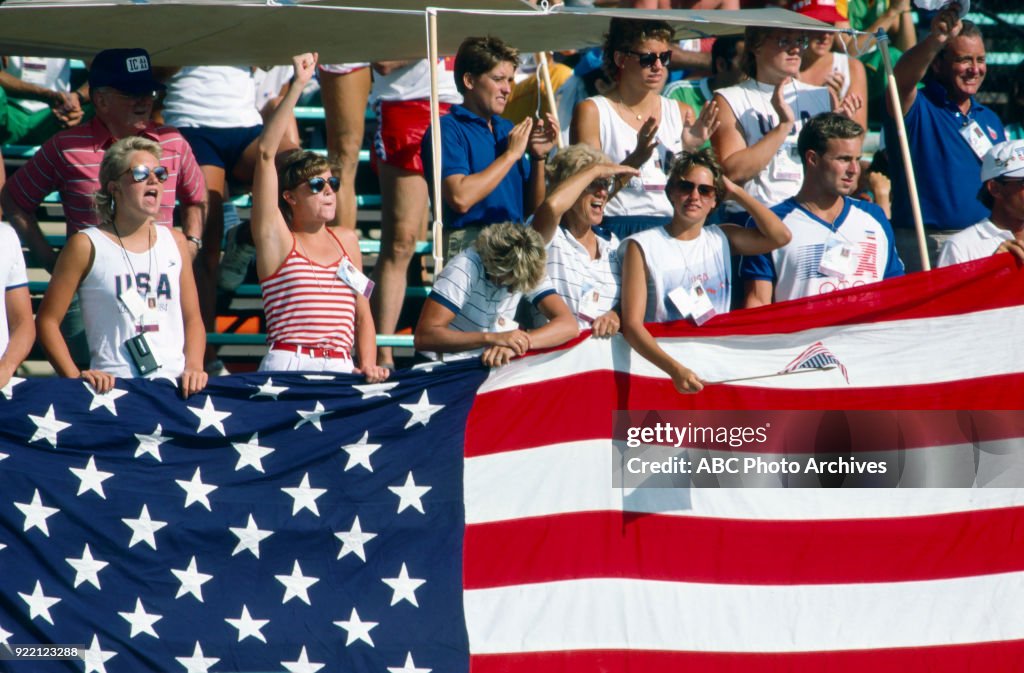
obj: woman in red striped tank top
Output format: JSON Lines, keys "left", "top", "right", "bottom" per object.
{"left": 251, "top": 52, "right": 389, "bottom": 381}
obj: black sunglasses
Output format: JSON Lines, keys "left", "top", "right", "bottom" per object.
{"left": 126, "top": 165, "right": 169, "bottom": 183}
{"left": 675, "top": 179, "right": 716, "bottom": 198}
{"left": 585, "top": 178, "right": 613, "bottom": 193}
{"left": 625, "top": 50, "right": 671, "bottom": 69}
{"left": 307, "top": 176, "right": 341, "bottom": 193}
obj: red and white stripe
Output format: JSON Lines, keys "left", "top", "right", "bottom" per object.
{"left": 261, "top": 246, "right": 356, "bottom": 352}
{"left": 463, "top": 256, "right": 1024, "bottom": 672}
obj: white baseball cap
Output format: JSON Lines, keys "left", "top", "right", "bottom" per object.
{"left": 980, "top": 140, "right": 1024, "bottom": 183}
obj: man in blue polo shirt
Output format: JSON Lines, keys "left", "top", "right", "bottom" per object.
{"left": 422, "top": 36, "right": 558, "bottom": 261}
{"left": 885, "top": 4, "right": 1005, "bottom": 272}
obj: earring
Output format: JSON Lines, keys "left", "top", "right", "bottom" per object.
{"left": 111, "top": 198, "right": 116, "bottom": 214}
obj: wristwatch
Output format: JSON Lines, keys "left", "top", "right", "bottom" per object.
{"left": 186, "top": 235, "right": 203, "bottom": 250}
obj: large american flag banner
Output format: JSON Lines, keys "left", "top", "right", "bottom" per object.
{"left": 2, "top": 255, "right": 1024, "bottom": 672}
{"left": 0, "top": 363, "right": 487, "bottom": 673}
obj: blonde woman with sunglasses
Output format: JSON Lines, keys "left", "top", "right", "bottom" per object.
{"left": 37, "top": 136, "right": 208, "bottom": 397}
{"left": 620, "top": 148, "right": 790, "bottom": 393}
{"left": 251, "top": 53, "right": 388, "bottom": 381}
{"left": 571, "top": 18, "right": 720, "bottom": 239}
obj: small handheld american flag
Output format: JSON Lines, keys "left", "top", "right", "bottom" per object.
{"left": 781, "top": 341, "right": 850, "bottom": 383}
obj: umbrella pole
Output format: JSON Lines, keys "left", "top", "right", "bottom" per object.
{"left": 427, "top": 8, "right": 445, "bottom": 276}
{"left": 536, "top": 51, "right": 563, "bottom": 149}
{"left": 877, "top": 28, "right": 930, "bottom": 271}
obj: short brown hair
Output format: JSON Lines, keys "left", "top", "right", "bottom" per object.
{"left": 666, "top": 147, "right": 727, "bottom": 206}
{"left": 602, "top": 18, "right": 675, "bottom": 80}
{"left": 454, "top": 36, "right": 520, "bottom": 95}
{"left": 278, "top": 149, "right": 332, "bottom": 220}
{"left": 797, "top": 113, "right": 865, "bottom": 165}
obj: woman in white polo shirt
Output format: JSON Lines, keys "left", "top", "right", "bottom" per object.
{"left": 414, "top": 222, "right": 579, "bottom": 367}
{"left": 530, "top": 143, "right": 638, "bottom": 336}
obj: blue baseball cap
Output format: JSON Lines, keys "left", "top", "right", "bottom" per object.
{"left": 88, "top": 48, "right": 166, "bottom": 94}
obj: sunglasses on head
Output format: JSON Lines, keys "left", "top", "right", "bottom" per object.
{"left": 625, "top": 50, "right": 671, "bottom": 69}
{"left": 585, "top": 178, "right": 614, "bottom": 193}
{"left": 675, "top": 179, "right": 716, "bottom": 198}
{"left": 126, "top": 165, "right": 169, "bottom": 183}
{"left": 307, "top": 176, "right": 341, "bottom": 193}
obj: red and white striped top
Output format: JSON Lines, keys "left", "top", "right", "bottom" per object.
{"left": 261, "top": 232, "right": 357, "bottom": 354}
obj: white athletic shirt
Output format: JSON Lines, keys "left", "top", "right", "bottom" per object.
{"left": 4, "top": 57, "right": 70, "bottom": 113}
{"left": 161, "top": 66, "right": 263, "bottom": 128}
{"left": 536, "top": 227, "right": 621, "bottom": 329}
{"left": 742, "top": 197, "right": 902, "bottom": 302}
{"left": 716, "top": 79, "right": 831, "bottom": 211}
{"left": 588, "top": 95, "right": 685, "bottom": 218}
{"left": 0, "top": 223, "right": 29, "bottom": 355}
{"left": 625, "top": 225, "right": 732, "bottom": 322}
{"left": 369, "top": 59, "right": 461, "bottom": 104}
{"left": 938, "top": 218, "right": 1015, "bottom": 267}
{"left": 78, "top": 227, "right": 186, "bottom": 379}
{"left": 427, "top": 248, "right": 555, "bottom": 360}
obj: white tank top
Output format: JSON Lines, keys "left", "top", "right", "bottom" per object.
{"left": 625, "top": 224, "right": 732, "bottom": 322}
{"left": 79, "top": 226, "right": 186, "bottom": 379}
{"left": 161, "top": 66, "right": 263, "bottom": 128}
{"left": 716, "top": 79, "right": 831, "bottom": 211}
{"left": 589, "top": 95, "right": 685, "bottom": 218}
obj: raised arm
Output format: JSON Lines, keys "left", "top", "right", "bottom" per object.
{"left": 889, "top": 7, "right": 961, "bottom": 117}
{"left": 251, "top": 52, "right": 317, "bottom": 277}
{"left": 712, "top": 82, "right": 795, "bottom": 185}
{"left": 718, "top": 177, "right": 791, "bottom": 255}
{"left": 531, "top": 162, "right": 639, "bottom": 242}
{"left": 619, "top": 241, "right": 703, "bottom": 393}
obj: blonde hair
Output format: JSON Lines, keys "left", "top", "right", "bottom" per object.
{"left": 475, "top": 222, "right": 547, "bottom": 294}
{"left": 94, "top": 136, "right": 162, "bottom": 227}
{"left": 545, "top": 144, "right": 612, "bottom": 192}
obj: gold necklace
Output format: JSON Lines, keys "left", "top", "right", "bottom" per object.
{"left": 618, "top": 96, "right": 650, "bottom": 121}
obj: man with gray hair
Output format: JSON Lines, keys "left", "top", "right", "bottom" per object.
{"left": 884, "top": 5, "right": 1005, "bottom": 271}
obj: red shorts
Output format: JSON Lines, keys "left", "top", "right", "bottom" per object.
{"left": 372, "top": 99, "right": 452, "bottom": 174}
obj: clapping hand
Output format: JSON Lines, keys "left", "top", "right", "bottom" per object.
{"left": 528, "top": 112, "right": 559, "bottom": 160}
{"left": 682, "top": 100, "right": 721, "bottom": 150}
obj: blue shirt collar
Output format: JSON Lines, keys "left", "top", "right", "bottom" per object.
{"left": 452, "top": 103, "right": 500, "bottom": 128}
{"left": 922, "top": 79, "right": 987, "bottom": 117}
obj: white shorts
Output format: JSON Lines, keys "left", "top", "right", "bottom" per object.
{"left": 319, "top": 62, "right": 370, "bottom": 76}
{"left": 258, "top": 349, "right": 355, "bottom": 374}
